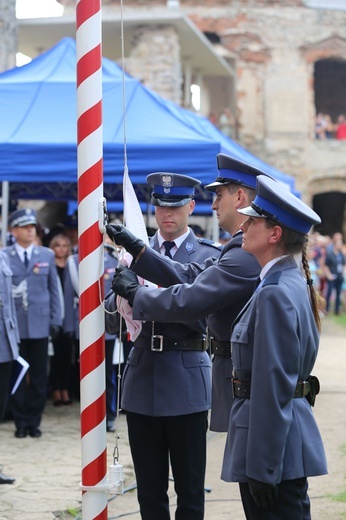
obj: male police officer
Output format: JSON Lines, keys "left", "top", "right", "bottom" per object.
{"left": 106, "top": 154, "right": 269, "bottom": 435}
{"left": 0, "top": 250, "right": 19, "bottom": 483}
{"left": 105, "top": 173, "right": 222, "bottom": 520}
{"left": 4, "top": 208, "right": 62, "bottom": 438}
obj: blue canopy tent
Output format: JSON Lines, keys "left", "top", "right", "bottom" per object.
{"left": 0, "top": 37, "right": 295, "bottom": 216}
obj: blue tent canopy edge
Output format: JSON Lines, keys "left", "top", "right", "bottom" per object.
{"left": 0, "top": 37, "right": 297, "bottom": 205}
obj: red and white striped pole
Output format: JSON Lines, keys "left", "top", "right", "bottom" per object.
{"left": 76, "top": 1, "right": 107, "bottom": 519}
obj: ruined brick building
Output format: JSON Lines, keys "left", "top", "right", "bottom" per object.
{"left": 14, "top": 0, "right": 346, "bottom": 235}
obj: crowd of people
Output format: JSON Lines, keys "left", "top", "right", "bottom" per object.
{"left": 315, "top": 112, "right": 346, "bottom": 140}
{"left": 0, "top": 153, "right": 343, "bottom": 520}
{"left": 0, "top": 208, "right": 133, "bottom": 485}
{"left": 308, "top": 231, "right": 346, "bottom": 315}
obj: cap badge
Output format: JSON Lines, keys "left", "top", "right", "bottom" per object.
{"left": 161, "top": 174, "right": 173, "bottom": 194}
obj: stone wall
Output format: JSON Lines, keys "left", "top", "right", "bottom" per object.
{"left": 0, "top": 0, "right": 17, "bottom": 72}
{"left": 125, "top": 25, "right": 182, "bottom": 105}
{"left": 58, "top": 0, "right": 346, "bottom": 229}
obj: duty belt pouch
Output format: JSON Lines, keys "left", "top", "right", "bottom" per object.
{"left": 306, "top": 375, "right": 320, "bottom": 407}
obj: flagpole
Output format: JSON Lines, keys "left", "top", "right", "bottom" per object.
{"left": 76, "top": 1, "right": 107, "bottom": 519}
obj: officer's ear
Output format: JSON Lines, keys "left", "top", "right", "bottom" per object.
{"left": 268, "top": 225, "right": 283, "bottom": 245}
{"left": 235, "top": 188, "right": 246, "bottom": 208}
{"left": 188, "top": 199, "right": 195, "bottom": 215}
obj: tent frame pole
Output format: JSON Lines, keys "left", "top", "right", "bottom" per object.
{"left": 1, "top": 181, "right": 9, "bottom": 246}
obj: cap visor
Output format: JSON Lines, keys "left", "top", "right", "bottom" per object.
{"left": 152, "top": 197, "right": 191, "bottom": 207}
{"left": 204, "top": 181, "right": 230, "bottom": 192}
{"left": 237, "top": 206, "right": 264, "bottom": 218}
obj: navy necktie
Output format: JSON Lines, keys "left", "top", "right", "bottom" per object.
{"left": 24, "top": 251, "right": 29, "bottom": 268}
{"left": 162, "top": 241, "right": 175, "bottom": 259}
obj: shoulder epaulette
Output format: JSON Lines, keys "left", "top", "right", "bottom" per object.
{"left": 263, "top": 271, "right": 282, "bottom": 286}
{"left": 198, "top": 238, "right": 223, "bottom": 251}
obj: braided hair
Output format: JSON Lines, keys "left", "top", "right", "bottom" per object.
{"left": 266, "top": 221, "right": 326, "bottom": 332}
{"left": 301, "top": 241, "right": 326, "bottom": 332}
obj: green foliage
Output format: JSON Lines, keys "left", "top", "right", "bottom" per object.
{"left": 331, "top": 314, "right": 346, "bottom": 328}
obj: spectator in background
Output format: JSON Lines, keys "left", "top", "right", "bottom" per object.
{"left": 103, "top": 234, "right": 125, "bottom": 432}
{"left": 208, "top": 111, "right": 218, "bottom": 126}
{"left": 315, "top": 113, "right": 327, "bottom": 139}
{"left": 324, "top": 232, "right": 346, "bottom": 315}
{"left": 324, "top": 114, "right": 334, "bottom": 138}
{"left": 335, "top": 114, "right": 346, "bottom": 140}
{"left": 48, "top": 233, "right": 74, "bottom": 406}
{"left": 63, "top": 212, "right": 78, "bottom": 253}
{"left": 311, "top": 232, "right": 329, "bottom": 298}
{"left": 63, "top": 233, "right": 126, "bottom": 431}
{"left": 218, "top": 107, "right": 236, "bottom": 139}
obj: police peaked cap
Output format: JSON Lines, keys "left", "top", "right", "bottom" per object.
{"left": 238, "top": 175, "right": 321, "bottom": 234}
{"left": 9, "top": 208, "right": 37, "bottom": 228}
{"left": 205, "top": 154, "right": 270, "bottom": 192}
{"left": 147, "top": 172, "right": 201, "bottom": 207}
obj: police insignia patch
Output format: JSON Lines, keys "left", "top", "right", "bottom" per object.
{"left": 161, "top": 174, "right": 173, "bottom": 194}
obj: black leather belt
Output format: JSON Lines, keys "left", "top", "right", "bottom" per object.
{"left": 210, "top": 339, "right": 231, "bottom": 357}
{"left": 232, "top": 380, "right": 311, "bottom": 399}
{"left": 135, "top": 336, "right": 208, "bottom": 352}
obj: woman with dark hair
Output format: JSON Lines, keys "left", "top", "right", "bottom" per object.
{"left": 221, "top": 175, "right": 327, "bottom": 519}
{"left": 48, "top": 233, "right": 73, "bottom": 406}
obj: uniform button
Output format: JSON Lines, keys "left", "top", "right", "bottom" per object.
{"left": 200, "top": 359, "right": 204, "bottom": 363}
{"left": 236, "top": 333, "right": 240, "bottom": 338}
{"left": 267, "top": 467, "right": 274, "bottom": 474}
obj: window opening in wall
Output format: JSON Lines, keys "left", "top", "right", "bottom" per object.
{"left": 313, "top": 192, "right": 346, "bottom": 237}
{"left": 204, "top": 32, "right": 221, "bottom": 45}
{"left": 191, "top": 84, "right": 200, "bottom": 112}
{"left": 314, "top": 58, "right": 346, "bottom": 140}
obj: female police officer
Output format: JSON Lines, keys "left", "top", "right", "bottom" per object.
{"left": 221, "top": 175, "right": 327, "bottom": 519}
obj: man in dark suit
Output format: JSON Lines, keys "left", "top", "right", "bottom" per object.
{"left": 4, "top": 208, "right": 62, "bottom": 439}
{"left": 107, "top": 154, "right": 267, "bottom": 434}
{"left": 105, "top": 173, "right": 222, "bottom": 520}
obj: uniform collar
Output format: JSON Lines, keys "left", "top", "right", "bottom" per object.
{"left": 260, "top": 254, "right": 289, "bottom": 280}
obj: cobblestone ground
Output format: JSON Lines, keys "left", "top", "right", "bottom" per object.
{"left": 0, "top": 316, "right": 345, "bottom": 520}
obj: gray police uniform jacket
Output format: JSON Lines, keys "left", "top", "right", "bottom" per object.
{"left": 64, "top": 252, "right": 117, "bottom": 341}
{"left": 105, "top": 229, "right": 222, "bottom": 417}
{"left": 0, "top": 251, "right": 19, "bottom": 362}
{"left": 221, "top": 257, "right": 327, "bottom": 485}
{"left": 131, "top": 232, "right": 260, "bottom": 431}
{"left": 3, "top": 245, "right": 62, "bottom": 339}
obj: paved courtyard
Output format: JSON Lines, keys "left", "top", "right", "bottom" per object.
{"left": 0, "top": 316, "right": 345, "bottom": 520}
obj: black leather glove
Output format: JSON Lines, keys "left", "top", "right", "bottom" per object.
{"left": 111, "top": 265, "right": 140, "bottom": 306}
{"left": 106, "top": 224, "right": 146, "bottom": 258}
{"left": 248, "top": 477, "right": 279, "bottom": 511}
{"left": 49, "top": 324, "right": 62, "bottom": 342}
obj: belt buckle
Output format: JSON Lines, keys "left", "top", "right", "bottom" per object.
{"left": 151, "top": 335, "right": 164, "bottom": 352}
{"left": 301, "top": 380, "right": 309, "bottom": 397}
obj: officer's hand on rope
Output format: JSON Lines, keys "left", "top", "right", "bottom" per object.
{"left": 49, "top": 324, "right": 61, "bottom": 342}
{"left": 247, "top": 477, "right": 279, "bottom": 511}
{"left": 106, "top": 224, "right": 146, "bottom": 259}
{"left": 111, "top": 265, "right": 140, "bottom": 306}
